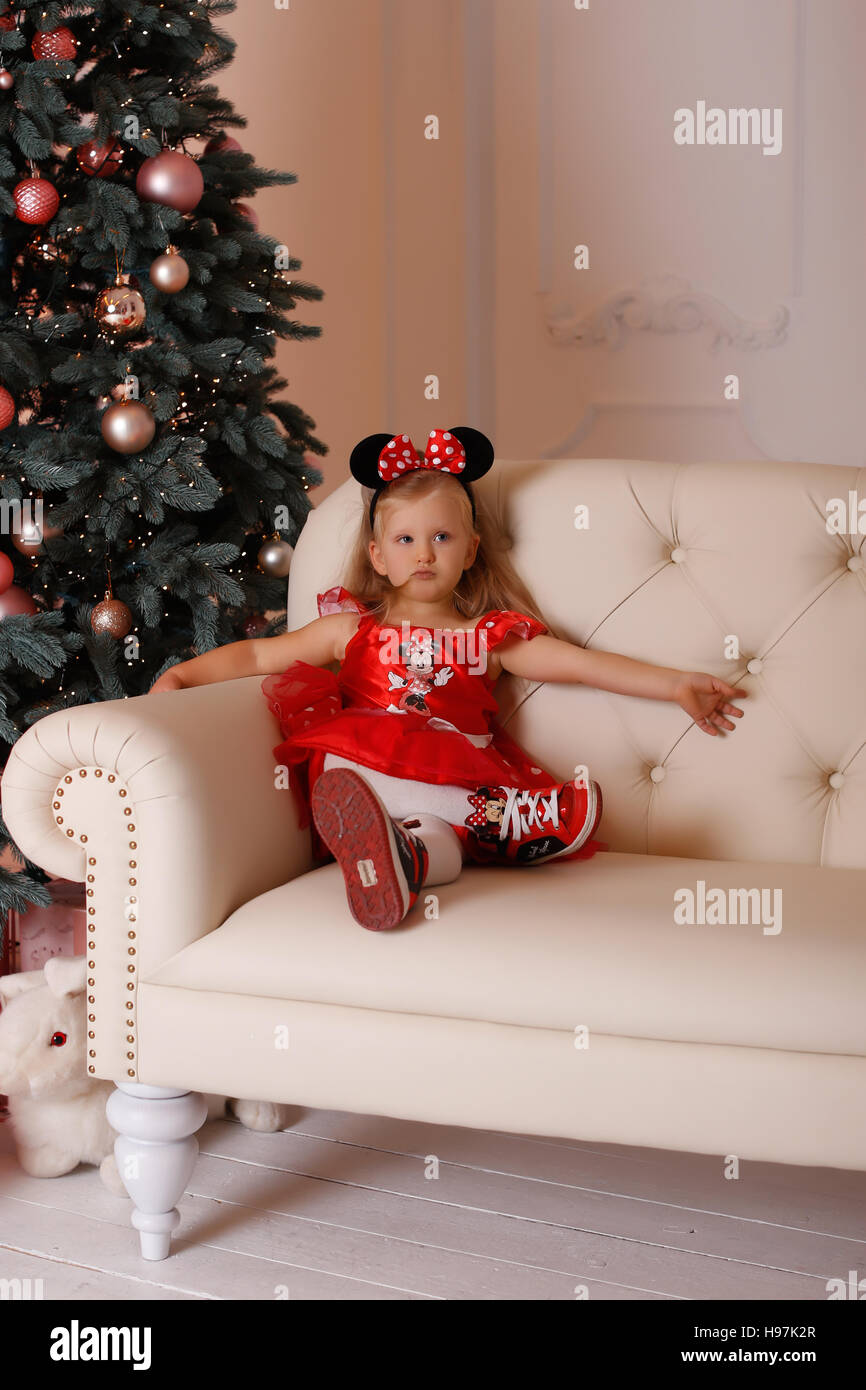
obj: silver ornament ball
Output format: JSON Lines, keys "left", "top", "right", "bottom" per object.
{"left": 257, "top": 538, "right": 293, "bottom": 577}
{"left": 149, "top": 245, "right": 190, "bottom": 293}
{"left": 100, "top": 399, "right": 156, "bottom": 453}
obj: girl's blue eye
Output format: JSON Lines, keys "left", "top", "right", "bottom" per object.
{"left": 397, "top": 533, "right": 449, "bottom": 543}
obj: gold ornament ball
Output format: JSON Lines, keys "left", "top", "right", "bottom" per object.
{"left": 95, "top": 275, "right": 146, "bottom": 337}
{"left": 91, "top": 596, "right": 133, "bottom": 638}
{"left": 257, "top": 538, "right": 293, "bottom": 577}
{"left": 149, "top": 245, "right": 190, "bottom": 293}
{"left": 100, "top": 399, "right": 156, "bottom": 453}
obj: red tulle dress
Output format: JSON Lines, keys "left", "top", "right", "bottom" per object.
{"left": 261, "top": 585, "right": 607, "bottom": 866}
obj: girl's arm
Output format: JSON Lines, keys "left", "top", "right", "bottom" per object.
{"left": 497, "top": 633, "right": 684, "bottom": 700}
{"left": 150, "top": 615, "right": 348, "bottom": 690}
{"left": 496, "top": 634, "right": 747, "bottom": 734}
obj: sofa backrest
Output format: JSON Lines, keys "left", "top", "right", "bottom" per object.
{"left": 287, "top": 457, "right": 866, "bottom": 870}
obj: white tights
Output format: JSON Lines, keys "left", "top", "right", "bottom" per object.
{"left": 322, "top": 753, "right": 465, "bottom": 885}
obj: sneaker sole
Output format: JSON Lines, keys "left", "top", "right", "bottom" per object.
{"left": 311, "top": 768, "right": 411, "bottom": 931}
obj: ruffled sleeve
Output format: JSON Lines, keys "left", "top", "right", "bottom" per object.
{"left": 477, "top": 610, "right": 548, "bottom": 650}
{"left": 317, "top": 585, "right": 370, "bottom": 617}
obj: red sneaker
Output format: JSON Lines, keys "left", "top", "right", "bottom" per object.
{"left": 311, "top": 768, "right": 429, "bottom": 930}
{"left": 464, "top": 778, "right": 603, "bottom": 864}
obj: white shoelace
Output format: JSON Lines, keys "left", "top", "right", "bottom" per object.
{"left": 499, "top": 787, "right": 561, "bottom": 841}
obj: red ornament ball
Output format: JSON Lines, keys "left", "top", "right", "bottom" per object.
{"left": 31, "top": 27, "right": 77, "bottom": 61}
{"left": 0, "top": 14, "right": 15, "bottom": 32}
{"left": 0, "top": 551, "right": 14, "bottom": 595}
{"left": 136, "top": 149, "right": 204, "bottom": 213}
{"left": 235, "top": 202, "right": 258, "bottom": 231}
{"left": 0, "top": 384, "right": 15, "bottom": 429}
{"left": 205, "top": 132, "right": 242, "bottom": 154}
{"left": 13, "top": 176, "right": 60, "bottom": 224}
{"left": 0, "top": 69, "right": 13, "bottom": 91}
{"left": 77, "top": 137, "right": 123, "bottom": 178}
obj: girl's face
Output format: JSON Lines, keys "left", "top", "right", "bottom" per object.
{"left": 368, "top": 490, "right": 479, "bottom": 607}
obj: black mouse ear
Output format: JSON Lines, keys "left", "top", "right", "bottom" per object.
{"left": 448, "top": 427, "right": 495, "bottom": 482}
{"left": 349, "top": 433, "right": 396, "bottom": 488}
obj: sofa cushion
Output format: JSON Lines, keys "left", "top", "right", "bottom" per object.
{"left": 144, "top": 852, "right": 866, "bottom": 1056}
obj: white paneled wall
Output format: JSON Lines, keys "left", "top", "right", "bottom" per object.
{"left": 221, "top": 0, "right": 865, "bottom": 497}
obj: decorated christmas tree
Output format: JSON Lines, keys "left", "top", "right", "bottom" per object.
{"left": 0, "top": 0, "right": 326, "bottom": 931}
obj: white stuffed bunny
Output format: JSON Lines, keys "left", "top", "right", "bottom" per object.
{"left": 0, "top": 955, "right": 294, "bottom": 1196}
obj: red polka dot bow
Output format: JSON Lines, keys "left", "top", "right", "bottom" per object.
{"left": 377, "top": 430, "right": 467, "bottom": 483}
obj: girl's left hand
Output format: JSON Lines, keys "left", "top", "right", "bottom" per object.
{"left": 673, "top": 672, "right": 748, "bottom": 736}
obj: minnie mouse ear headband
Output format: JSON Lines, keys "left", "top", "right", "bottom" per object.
{"left": 349, "top": 427, "right": 495, "bottom": 531}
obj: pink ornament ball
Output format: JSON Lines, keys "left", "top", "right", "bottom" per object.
{"left": 136, "top": 150, "right": 204, "bottom": 213}
{"left": 0, "top": 551, "right": 14, "bottom": 594}
{"left": 0, "top": 585, "right": 38, "bottom": 617}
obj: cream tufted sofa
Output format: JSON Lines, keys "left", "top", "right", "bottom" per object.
{"left": 3, "top": 457, "right": 865, "bottom": 1261}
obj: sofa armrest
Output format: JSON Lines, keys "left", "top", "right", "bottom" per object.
{"left": 1, "top": 675, "right": 314, "bottom": 1082}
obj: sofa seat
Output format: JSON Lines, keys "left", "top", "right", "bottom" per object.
{"left": 145, "top": 850, "right": 866, "bottom": 1057}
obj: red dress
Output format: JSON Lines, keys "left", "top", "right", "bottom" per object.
{"left": 262, "top": 585, "right": 606, "bottom": 866}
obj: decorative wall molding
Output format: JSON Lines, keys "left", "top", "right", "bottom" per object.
{"left": 542, "top": 399, "right": 775, "bottom": 463}
{"left": 545, "top": 274, "right": 789, "bottom": 353}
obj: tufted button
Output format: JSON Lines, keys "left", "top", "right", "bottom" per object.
{"left": 847, "top": 555, "right": 864, "bottom": 572}
{"left": 650, "top": 765, "right": 666, "bottom": 783}
{"left": 829, "top": 771, "right": 845, "bottom": 789}
{"left": 747, "top": 658, "right": 763, "bottom": 675}
{"left": 670, "top": 547, "right": 686, "bottom": 563}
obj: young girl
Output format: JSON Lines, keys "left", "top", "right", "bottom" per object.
{"left": 151, "top": 426, "right": 747, "bottom": 932}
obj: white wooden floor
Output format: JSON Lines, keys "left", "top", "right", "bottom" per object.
{"left": 1, "top": 1106, "right": 864, "bottom": 1300}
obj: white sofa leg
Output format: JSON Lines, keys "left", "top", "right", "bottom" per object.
{"left": 105, "top": 1082, "right": 209, "bottom": 1261}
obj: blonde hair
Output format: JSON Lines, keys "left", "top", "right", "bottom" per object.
{"left": 338, "top": 469, "right": 561, "bottom": 639}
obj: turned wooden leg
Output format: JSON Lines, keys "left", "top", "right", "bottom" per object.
{"left": 105, "top": 1082, "right": 209, "bottom": 1261}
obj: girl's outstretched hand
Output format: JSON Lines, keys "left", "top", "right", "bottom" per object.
{"left": 673, "top": 672, "right": 748, "bottom": 736}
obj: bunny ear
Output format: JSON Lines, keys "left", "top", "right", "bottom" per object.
{"left": 44, "top": 954, "right": 88, "bottom": 999}
{"left": 0, "top": 969, "right": 45, "bottom": 1006}
{"left": 349, "top": 433, "right": 398, "bottom": 489}
{"left": 448, "top": 427, "right": 495, "bottom": 482}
